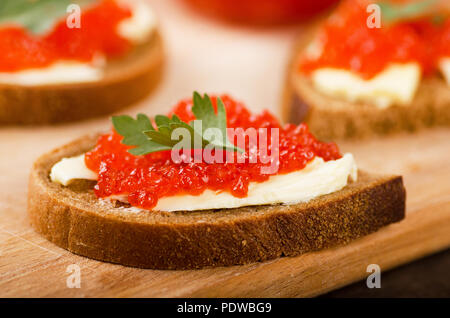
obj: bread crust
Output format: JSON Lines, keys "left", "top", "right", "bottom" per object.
{"left": 0, "top": 31, "right": 164, "bottom": 125}
{"left": 282, "top": 31, "right": 450, "bottom": 141}
{"left": 28, "top": 135, "right": 406, "bottom": 269}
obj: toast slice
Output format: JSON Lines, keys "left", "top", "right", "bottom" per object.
{"left": 0, "top": 31, "right": 164, "bottom": 125}
{"left": 28, "top": 134, "right": 406, "bottom": 269}
{"left": 282, "top": 33, "right": 450, "bottom": 141}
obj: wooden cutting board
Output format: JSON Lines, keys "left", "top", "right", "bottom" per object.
{"left": 0, "top": 0, "right": 449, "bottom": 298}
{"left": 0, "top": 123, "right": 449, "bottom": 297}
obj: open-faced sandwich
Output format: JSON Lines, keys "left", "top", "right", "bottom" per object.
{"left": 28, "top": 92, "right": 405, "bottom": 269}
{"left": 0, "top": 0, "right": 163, "bottom": 125}
{"left": 283, "top": 0, "right": 450, "bottom": 140}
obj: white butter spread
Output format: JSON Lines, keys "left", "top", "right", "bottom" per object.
{"left": 117, "top": 0, "right": 157, "bottom": 44}
{"left": 310, "top": 63, "right": 421, "bottom": 108}
{"left": 50, "top": 155, "right": 97, "bottom": 186}
{"left": 439, "top": 57, "right": 450, "bottom": 86}
{"left": 50, "top": 153, "right": 358, "bottom": 212}
{"left": 0, "top": 61, "right": 103, "bottom": 86}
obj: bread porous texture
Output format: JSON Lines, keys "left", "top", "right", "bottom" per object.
{"left": 28, "top": 135, "right": 406, "bottom": 269}
{"left": 284, "top": 73, "right": 450, "bottom": 141}
{"left": 0, "top": 31, "right": 164, "bottom": 125}
{"left": 282, "top": 30, "right": 450, "bottom": 141}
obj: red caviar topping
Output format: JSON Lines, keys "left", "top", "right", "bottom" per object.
{"left": 0, "top": 0, "right": 132, "bottom": 72}
{"left": 436, "top": 18, "right": 450, "bottom": 58}
{"left": 298, "top": 0, "right": 449, "bottom": 79}
{"left": 85, "top": 95, "right": 342, "bottom": 210}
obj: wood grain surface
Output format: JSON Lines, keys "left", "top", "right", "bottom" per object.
{"left": 0, "top": 0, "right": 449, "bottom": 297}
{"left": 1, "top": 124, "right": 449, "bottom": 297}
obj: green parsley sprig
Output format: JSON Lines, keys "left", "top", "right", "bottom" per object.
{"left": 378, "top": 0, "right": 440, "bottom": 25}
{"left": 112, "top": 92, "right": 244, "bottom": 156}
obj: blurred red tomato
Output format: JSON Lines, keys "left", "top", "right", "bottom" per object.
{"left": 183, "top": 0, "right": 340, "bottom": 25}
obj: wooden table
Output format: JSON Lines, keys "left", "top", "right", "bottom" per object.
{"left": 0, "top": 0, "right": 449, "bottom": 297}
{"left": 324, "top": 248, "right": 450, "bottom": 297}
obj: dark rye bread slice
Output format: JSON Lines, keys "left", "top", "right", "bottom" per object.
{"left": 28, "top": 134, "right": 406, "bottom": 269}
{"left": 282, "top": 31, "right": 450, "bottom": 141}
{"left": 0, "top": 31, "right": 164, "bottom": 125}
{"left": 284, "top": 73, "right": 450, "bottom": 141}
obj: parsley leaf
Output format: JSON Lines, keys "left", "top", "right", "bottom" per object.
{"left": 112, "top": 92, "right": 244, "bottom": 156}
{"left": 191, "top": 92, "right": 243, "bottom": 153}
{"left": 378, "top": 0, "right": 438, "bottom": 24}
{"left": 144, "top": 114, "right": 203, "bottom": 149}
{"left": 112, "top": 114, "right": 171, "bottom": 156}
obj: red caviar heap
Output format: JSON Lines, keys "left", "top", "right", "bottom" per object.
{"left": 85, "top": 95, "right": 341, "bottom": 210}
{"left": 299, "top": 0, "right": 450, "bottom": 79}
{"left": 0, "top": 0, "right": 132, "bottom": 72}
